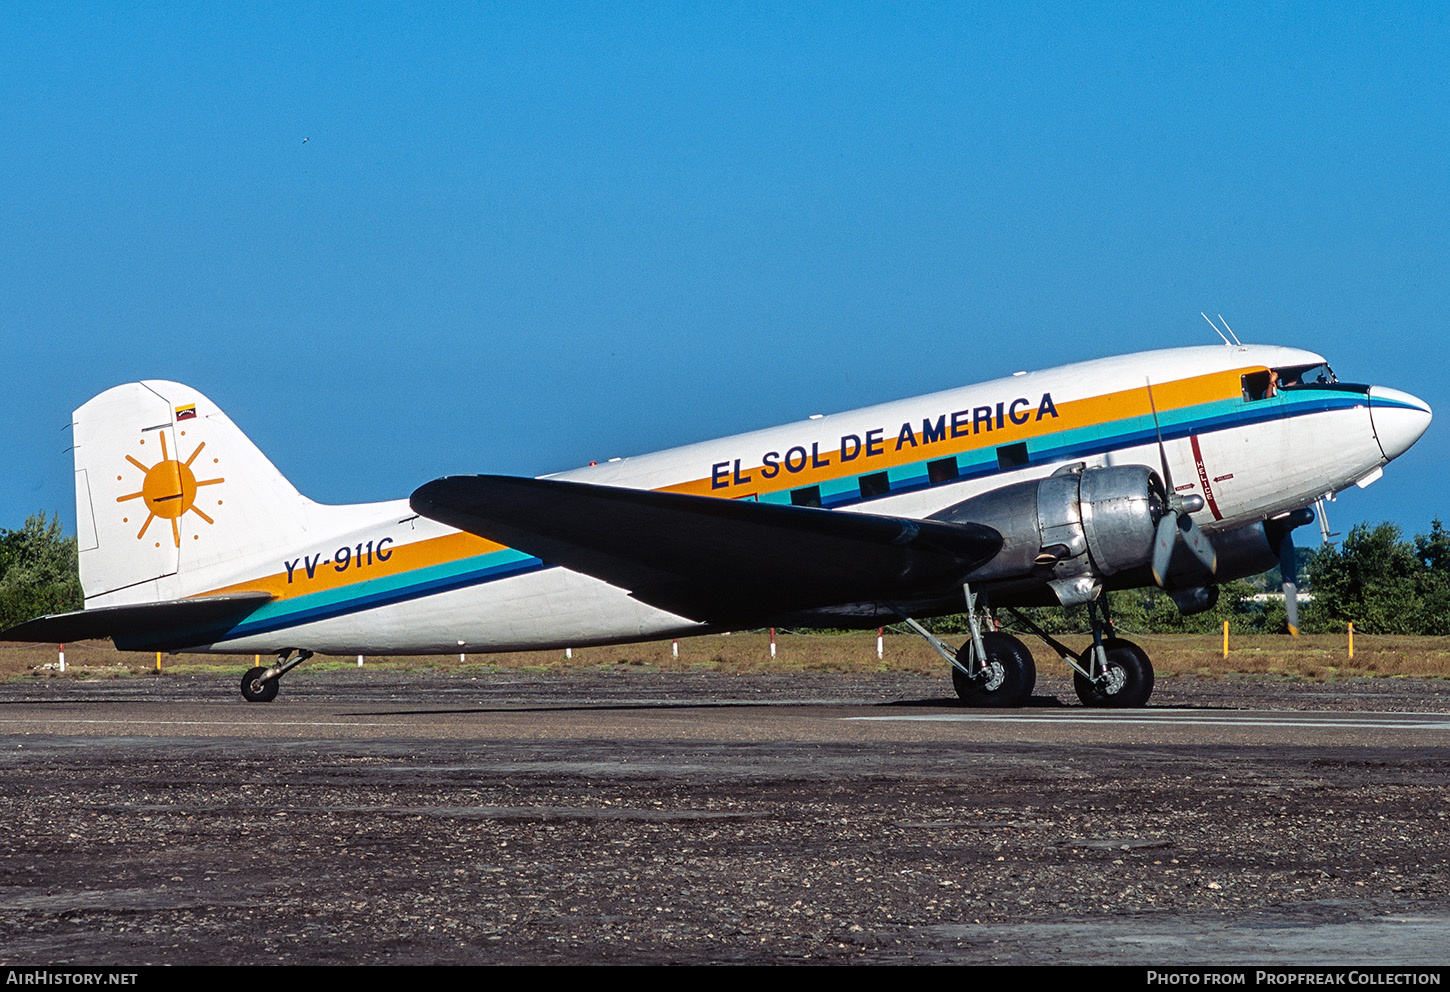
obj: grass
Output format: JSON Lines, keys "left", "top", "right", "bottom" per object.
{"left": 3, "top": 630, "right": 1450, "bottom": 682}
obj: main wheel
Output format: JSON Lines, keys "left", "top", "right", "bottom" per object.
{"left": 1073, "top": 638, "right": 1154, "bottom": 708}
{"left": 241, "top": 666, "right": 279, "bottom": 703}
{"left": 953, "top": 632, "right": 1036, "bottom": 707}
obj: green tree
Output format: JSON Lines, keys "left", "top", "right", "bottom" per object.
{"left": 929, "top": 580, "right": 1281, "bottom": 639}
{"left": 0, "top": 512, "right": 82, "bottom": 630}
{"left": 1105, "top": 579, "right": 1278, "bottom": 635}
{"left": 1413, "top": 518, "right": 1450, "bottom": 634}
{"left": 901, "top": 520, "right": 1450, "bottom": 639}
{"left": 1302, "top": 522, "right": 1427, "bottom": 634}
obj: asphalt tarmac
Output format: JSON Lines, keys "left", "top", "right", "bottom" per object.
{"left": 1, "top": 667, "right": 1449, "bottom": 965}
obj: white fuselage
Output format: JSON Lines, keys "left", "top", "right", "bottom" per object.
{"left": 72, "top": 344, "right": 1430, "bottom": 654}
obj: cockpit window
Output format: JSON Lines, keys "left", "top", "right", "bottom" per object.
{"left": 1243, "top": 363, "right": 1339, "bottom": 401}
{"left": 1242, "top": 370, "right": 1274, "bottom": 401}
{"left": 1274, "top": 363, "right": 1337, "bottom": 389}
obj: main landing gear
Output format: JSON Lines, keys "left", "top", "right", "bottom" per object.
{"left": 896, "top": 587, "right": 1036, "bottom": 708}
{"left": 899, "top": 585, "right": 1155, "bottom": 708}
{"left": 240, "top": 649, "right": 313, "bottom": 703}
{"left": 1005, "top": 594, "right": 1155, "bottom": 708}
{"left": 951, "top": 631, "right": 1036, "bottom": 707}
{"left": 1072, "top": 638, "right": 1154, "bottom": 708}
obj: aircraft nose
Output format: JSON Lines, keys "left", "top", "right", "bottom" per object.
{"left": 1368, "top": 386, "right": 1433, "bottom": 462}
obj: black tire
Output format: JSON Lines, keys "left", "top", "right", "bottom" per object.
{"left": 953, "top": 632, "right": 1036, "bottom": 707}
{"left": 1073, "top": 638, "right": 1154, "bottom": 708}
{"left": 241, "top": 666, "right": 279, "bottom": 703}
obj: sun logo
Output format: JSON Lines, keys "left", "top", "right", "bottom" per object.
{"left": 116, "top": 430, "right": 225, "bottom": 548}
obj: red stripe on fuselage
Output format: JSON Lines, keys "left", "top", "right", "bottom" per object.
{"left": 1188, "top": 434, "right": 1223, "bottom": 520}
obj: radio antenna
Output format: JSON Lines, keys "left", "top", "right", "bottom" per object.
{"left": 1200, "top": 312, "right": 1231, "bottom": 346}
{"left": 1216, "top": 313, "right": 1242, "bottom": 346}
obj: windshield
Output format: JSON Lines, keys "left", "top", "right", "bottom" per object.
{"left": 1274, "top": 363, "right": 1337, "bottom": 388}
{"left": 1243, "top": 363, "right": 1341, "bottom": 401}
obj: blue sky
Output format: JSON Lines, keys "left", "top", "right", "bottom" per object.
{"left": 3, "top": 4, "right": 1445, "bottom": 543}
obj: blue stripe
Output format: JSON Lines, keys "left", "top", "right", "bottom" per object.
{"left": 222, "top": 550, "right": 548, "bottom": 639}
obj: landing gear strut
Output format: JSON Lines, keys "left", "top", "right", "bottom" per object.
{"left": 240, "top": 649, "right": 313, "bottom": 703}
{"left": 1073, "top": 596, "right": 1154, "bottom": 707}
{"left": 895, "top": 585, "right": 1037, "bottom": 708}
{"left": 1003, "top": 597, "right": 1155, "bottom": 708}
{"left": 900, "top": 584, "right": 1155, "bottom": 709}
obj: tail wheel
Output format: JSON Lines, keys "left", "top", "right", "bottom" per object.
{"left": 1074, "top": 638, "right": 1154, "bottom": 708}
{"left": 953, "top": 631, "right": 1036, "bottom": 707}
{"left": 240, "top": 666, "right": 279, "bottom": 703}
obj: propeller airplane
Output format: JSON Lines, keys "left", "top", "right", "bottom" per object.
{"left": 3, "top": 342, "right": 1431, "bottom": 707}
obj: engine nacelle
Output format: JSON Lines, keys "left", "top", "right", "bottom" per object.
{"left": 1152, "top": 517, "right": 1297, "bottom": 614}
{"left": 930, "top": 464, "right": 1166, "bottom": 605}
{"left": 1210, "top": 519, "right": 1294, "bottom": 583}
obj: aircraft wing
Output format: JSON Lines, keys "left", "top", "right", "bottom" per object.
{"left": 0, "top": 593, "right": 274, "bottom": 652}
{"left": 410, "top": 475, "right": 1002, "bottom": 625}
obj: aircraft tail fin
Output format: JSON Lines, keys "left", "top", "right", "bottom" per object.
{"left": 72, "top": 381, "right": 318, "bottom": 606}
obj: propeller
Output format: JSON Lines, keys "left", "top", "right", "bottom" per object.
{"left": 1279, "top": 528, "right": 1299, "bottom": 636}
{"left": 1146, "top": 382, "right": 1217, "bottom": 586}
{"left": 1270, "top": 508, "right": 1316, "bottom": 636}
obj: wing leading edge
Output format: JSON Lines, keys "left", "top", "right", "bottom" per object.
{"left": 410, "top": 475, "right": 1003, "bottom": 625}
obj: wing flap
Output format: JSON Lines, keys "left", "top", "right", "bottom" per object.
{"left": 410, "top": 475, "right": 1002, "bottom": 624}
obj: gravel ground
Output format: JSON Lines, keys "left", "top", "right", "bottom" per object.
{"left": 1, "top": 670, "right": 1448, "bottom": 966}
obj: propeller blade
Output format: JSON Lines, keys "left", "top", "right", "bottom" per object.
{"left": 1152, "top": 512, "right": 1178, "bottom": 586}
{"left": 1179, "top": 512, "right": 1218, "bottom": 575}
{"left": 1145, "top": 380, "right": 1175, "bottom": 493}
{"left": 1153, "top": 505, "right": 1217, "bottom": 589}
{"left": 1146, "top": 380, "right": 1217, "bottom": 590}
{"left": 1279, "top": 528, "right": 1300, "bottom": 636}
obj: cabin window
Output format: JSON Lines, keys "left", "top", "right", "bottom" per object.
{"left": 790, "top": 486, "right": 821, "bottom": 508}
{"left": 996, "top": 442, "right": 1029, "bottom": 470}
{"left": 927, "top": 457, "right": 959, "bottom": 485}
{"left": 858, "top": 472, "right": 890, "bottom": 499}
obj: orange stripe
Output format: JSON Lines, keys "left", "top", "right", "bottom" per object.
{"left": 201, "top": 530, "right": 505, "bottom": 600}
{"left": 666, "top": 368, "right": 1249, "bottom": 498}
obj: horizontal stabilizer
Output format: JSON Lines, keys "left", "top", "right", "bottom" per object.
{"left": 411, "top": 475, "right": 1002, "bottom": 625}
{"left": 0, "top": 593, "right": 273, "bottom": 651}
